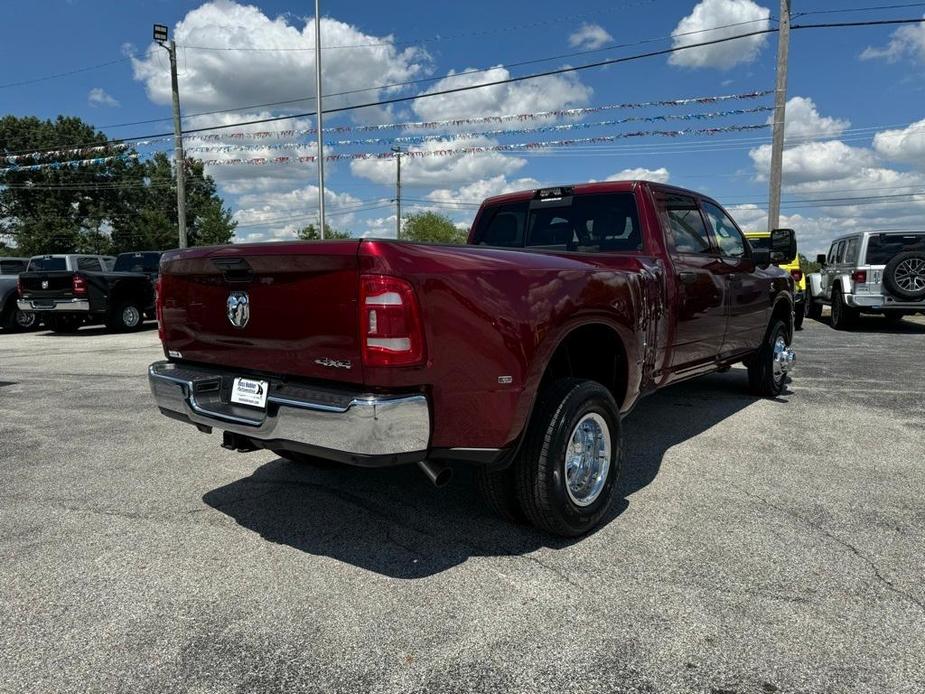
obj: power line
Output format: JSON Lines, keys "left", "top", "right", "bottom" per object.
{"left": 0, "top": 49, "right": 158, "bottom": 90}
{"left": 795, "top": 2, "right": 925, "bottom": 16}
{"left": 4, "top": 17, "right": 922, "bottom": 159}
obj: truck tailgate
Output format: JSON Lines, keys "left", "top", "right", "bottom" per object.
{"left": 159, "top": 241, "right": 363, "bottom": 384}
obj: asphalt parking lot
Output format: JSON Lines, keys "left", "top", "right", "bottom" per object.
{"left": 1, "top": 314, "right": 924, "bottom": 694}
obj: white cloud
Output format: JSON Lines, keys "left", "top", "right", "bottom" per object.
{"left": 88, "top": 88, "right": 119, "bottom": 108}
{"left": 426, "top": 175, "right": 542, "bottom": 206}
{"left": 776, "top": 96, "right": 849, "bottom": 141}
{"left": 131, "top": 1, "right": 428, "bottom": 113}
{"left": 606, "top": 167, "right": 670, "bottom": 183}
{"left": 233, "top": 185, "right": 364, "bottom": 241}
{"left": 749, "top": 141, "right": 877, "bottom": 184}
{"left": 411, "top": 66, "right": 591, "bottom": 122}
{"left": 668, "top": 0, "right": 771, "bottom": 70}
{"left": 860, "top": 16, "right": 925, "bottom": 63}
{"left": 873, "top": 119, "right": 925, "bottom": 167}
{"left": 569, "top": 23, "right": 614, "bottom": 50}
{"left": 350, "top": 137, "right": 527, "bottom": 186}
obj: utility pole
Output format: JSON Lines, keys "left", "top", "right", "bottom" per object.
{"left": 313, "top": 0, "right": 326, "bottom": 238}
{"left": 154, "top": 25, "right": 188, "bottom": 248}
{"left": 767, "top": 0, "right": 790, "bottom": 232}
{"left": 392, "top": 146, "right": 402, "bottom": 239}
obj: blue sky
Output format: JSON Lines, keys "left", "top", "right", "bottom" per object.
{"left": 2, "top": 0, "right": 924, "bottom": 254}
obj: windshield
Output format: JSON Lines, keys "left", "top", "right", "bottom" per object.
{"left": 114, "top": 253, "right": 161, "bottom": 273}
{"left": 865, "top": 233, "right": 925, "bottom": 265}
{"left": 27, "top": 257, "right": 67, "bottom": 271}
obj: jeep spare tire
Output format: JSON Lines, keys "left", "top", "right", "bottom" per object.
{"left": 883, "top": 251, "right": 925, "bottom": 301}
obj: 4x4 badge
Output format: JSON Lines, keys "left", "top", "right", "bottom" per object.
{"left": 226, "top": 291, "right": 249, "bottom": 329}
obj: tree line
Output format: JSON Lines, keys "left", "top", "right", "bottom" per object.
{"left": 0, "top": 115, "right": 236, "bottom": 256}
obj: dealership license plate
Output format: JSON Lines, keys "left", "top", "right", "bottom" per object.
{"left": 230, "top": 377, "right": 269, "bottom": 409}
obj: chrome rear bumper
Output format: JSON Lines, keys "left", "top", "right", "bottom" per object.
{"left": 148, "top": 360, "right": 430, "bottom": 465}
{"left": 18, "top": 298, "right": 90, "bottom": 312}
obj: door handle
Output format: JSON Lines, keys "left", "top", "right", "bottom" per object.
{"left": 678, "top": 271, "right": 697, "bottom": 285}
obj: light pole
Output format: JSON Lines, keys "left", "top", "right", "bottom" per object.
{"left": 313, "top": 0, "right": 326, "bottom": 239}
{"left": 154, "top": 24, "right": 188, "bottom": 249}
{"left": 767, "top": 0, "right": 791, "bottom": 232}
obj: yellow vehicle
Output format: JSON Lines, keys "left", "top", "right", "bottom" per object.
{"left": 745, "top": 231, "right": 806, "bottom": 329}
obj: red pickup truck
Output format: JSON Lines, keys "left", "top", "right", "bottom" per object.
{"left": 149, "top": 181, "right": 797, "bottom": 536}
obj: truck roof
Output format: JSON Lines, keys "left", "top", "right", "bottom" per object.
{"left": 480, "top": 180, "right": 717, "bottom": 207}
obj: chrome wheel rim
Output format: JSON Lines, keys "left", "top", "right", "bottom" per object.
{"left": 894, "top": 258, "right": 925, "bottom": 293}
{"left": 772, "top": 335, "right": 789, "bottom": 383}
{"left": 122, "top": 306, "right": 141, "bottom": 327}
{"left": 564, "top": 413, "right": 611, "bottom": 507}
{"left": 15, "top": 310, "right": 36, "bottom": 329}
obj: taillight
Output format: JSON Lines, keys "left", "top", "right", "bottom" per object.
{"left": 851, "top": 270, "right": 867, "bottom": 284}
{"left": 72, "top": 274, "right": 87, "bottom": 296}
{"left": 16, "top": 277, "right": 23, "bottom": 297}
{"left": 359, "top": 274, "right": 425, "bottom": 367}
{"left": 155, "top": 277, "right": 165, "bottom": 342}
{"left": 790, "top": 269, "right": 803, "bottom": 283}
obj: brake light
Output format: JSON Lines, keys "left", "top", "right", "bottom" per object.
{"left": 155, "top": 276, "right": 165, "bottom": 342}
{"left": 359, "top": 274, "right": 425, "bottom": 367}
{"left": 790, "top": 269, "right": 803, "bottom": 283}
{"left": 16, "top": 277, "right": 23, "bottom": 297}
{"left": 72, "top": 274, "right": 87, "bottom": 296}
{"left": 851, "top": 270, "right": 867, "bottom": 284}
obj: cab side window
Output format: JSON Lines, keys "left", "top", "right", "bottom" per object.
{"left": 835, "top": 240, "right": 847, "bottom": 264}
{"left": 702, "top": 201, "right": 747, "bottom": 258}
{"left": 657, "top": 193, "right": 712, "bottom": 254}
{"left": 845, "top": 237, "right": 860, "bottom": 263}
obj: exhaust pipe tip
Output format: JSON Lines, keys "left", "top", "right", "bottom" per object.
{"left": 417, "top": 459, "right": 452, "bottom": 487}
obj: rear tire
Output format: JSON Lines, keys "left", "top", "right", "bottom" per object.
{"left": 107, "top": 300, "right": 144, "bottom": 332}
{"left": 830, "top": 286, "right": 857, "bottom": 331}
{"left": 794, "top": 301, "right": 805, "bottom": 330}
{"left": 475, "top": 465, "right": 526, "bottom": 524}
{"left": 514, "top": 378, "right": 622, "bottom": 537}
{"left": 2, "top": 304, "right": 37, "bottom": 332}
{"left": 747, "top": 319, "right": 790, "bottom": 397}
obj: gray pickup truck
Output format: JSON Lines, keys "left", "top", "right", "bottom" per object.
{"left": 807, "top": 231, "right": 925, "bottom": 329}
{"left": 0, "top": 257, "right": 38, "bottom": 331}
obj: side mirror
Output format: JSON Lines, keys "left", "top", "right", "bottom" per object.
{"left": 816, "top": 253, "right": 827, "bottom": 266}
{"left": 752, "top": 248, "right": 771, "bottom": 269}
{"left": 770, "top": 228, "right": 797, "bottom": 264}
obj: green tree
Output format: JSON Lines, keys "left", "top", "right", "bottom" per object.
{"left": 298, "top": 223, "right": 351, "bottom": 240}
{"left": 799, "top": 253, "right": 821, "bottom": 274}
{"left": 1, "top": 116, "right": 236, "bottom": 255}
{"left": 402, "top": 211, "right": 467, "bottom": 244}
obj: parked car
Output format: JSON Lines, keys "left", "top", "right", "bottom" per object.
{"left": 17, "top": 252, "right": 161, "bottom": 333}
{"left": 745, "top": 231, "right": 807, "bottom": 330}
{"left": 806, "top": 231, "right": 925, "bottom": 329}
{"left": 0, "top": 257, "right": 38, "bottom": 332}
{"left": 148, "top": 181, "right": 797, "bottom": 536}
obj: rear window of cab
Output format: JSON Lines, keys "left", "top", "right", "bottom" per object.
{"left": 472, "top": 192, "right": 642, "bottom": 253}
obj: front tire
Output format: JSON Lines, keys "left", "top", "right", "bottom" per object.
{"left": 830, "top": 286, "right": 857, "bottom": 331}
{"left": 747, "top": 319, "right": 791, "bottom": 397}
{"left": 514, "top": 378, "right": 622, "bottom": 537}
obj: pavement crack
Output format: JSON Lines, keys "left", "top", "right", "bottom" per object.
{"left": 738, "top": 487, "right": 925, "bottom": 614}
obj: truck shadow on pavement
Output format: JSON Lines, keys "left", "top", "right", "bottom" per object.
{"left": 202, "top": 371, "right": 767, "bottom": 579}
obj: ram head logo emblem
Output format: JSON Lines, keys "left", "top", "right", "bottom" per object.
{"left": 226, "top": 291, "right": 250, "bottom": 329}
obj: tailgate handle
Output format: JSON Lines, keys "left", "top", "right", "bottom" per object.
{"left": 211, "top": 257, "right": 254, "bottom": 283}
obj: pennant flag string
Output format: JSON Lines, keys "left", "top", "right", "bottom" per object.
{"left": 196, "top": 124, "right": 770, "bottom": 167}
{"left": 175, "top": 90, "right": 772, "bottom": 144}
{"left": 183, "top": 106, "right": 774, "bottom": 153}
{"left": 0, "top": 153, "right": 138, "bottom": 173}
{"left": 0, "top": 143, "right": 130, "bottom": 165}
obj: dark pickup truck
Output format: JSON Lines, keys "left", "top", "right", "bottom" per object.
{"left": 148, "top": 181, "right": 797, "bottom": 536}
{"left": 18, "top": 251, "right": 162, "bottom": 332}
